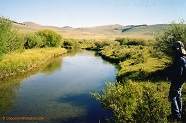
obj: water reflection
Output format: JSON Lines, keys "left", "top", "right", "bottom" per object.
{"left": 41, "top": 57, "right": 63, "bottom": 74}
{"left": 0, "top": 56, "right": 64, "bottom": 118}
{"left": 0, "top": 69, "right": 42, "bottom": 118}
{"left": 0, "top": 50, "right": 118, "bottom": 122}
{"left": 0, "top": 80, "right": 20, "bottom": 117}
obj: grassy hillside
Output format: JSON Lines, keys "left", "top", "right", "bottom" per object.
{"left": 121, "top": 24, "right": 171, "bottom": 39}
{"left": 13, "top": 21, "right": 172, "bottom": 40}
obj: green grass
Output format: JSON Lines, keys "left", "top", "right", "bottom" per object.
{"left": 0, "top": 48, "right": 67, "bottom": 77}
{"left": 117, "top": 53, "right": 170, "bottom": 82}
{"left": 98, "top": 43, "right": 170, "bottom": 81}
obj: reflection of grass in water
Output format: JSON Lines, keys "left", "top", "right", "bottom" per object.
{"left": 41, "top": 56, "right": 63, "bottom": 74}
{"left": 0, "top": 71, "right": 35, "bottom": 117}
{"left": 0, "top": 53, "right": 66, "bottom": 118}
{"left": 0, "top": 81, "right": 20, "bottom": 117}
{"left": 0, "top": 59, "right": 88, "bottom": 121}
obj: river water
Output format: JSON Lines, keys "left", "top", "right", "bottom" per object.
{"left": 0, "top": 50, "right": 118, "bottom": 123}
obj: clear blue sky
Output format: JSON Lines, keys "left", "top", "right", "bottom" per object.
{"left": 0, "top": 0, "right": 186, "bottom": 28}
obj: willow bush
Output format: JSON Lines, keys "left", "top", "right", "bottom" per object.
{"left": 115, "top": 37, "right": 147, "bottom": 46}
{"left": 36, "top": 29, "right": 62, "bottom": 47}
{"left": 24, "top": 33, "right": 43, "bottom": 49}
{"left": 63, "top": 38, "right": 79, "bottom": 48}
{"left": 155, "top": 20, "right": 186, "bottom": 56}
{"left": 92, "top": 81, "right": 170, "bottom": 123}
{"left": 0, "top": 17, "right": 24, "bottom": 56}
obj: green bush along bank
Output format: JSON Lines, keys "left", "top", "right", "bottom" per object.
{"left": 92, "top": 81, "right": 172, "bottom": 123}
{"left": 0, "top": 17, "right": 64, "bottom": 56}
{"left": 36, "top": 29, "right": 62, "bottom": 48}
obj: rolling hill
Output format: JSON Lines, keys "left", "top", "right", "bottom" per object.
{"left": 13, "top": 21, "right": 172, "bottom": 40}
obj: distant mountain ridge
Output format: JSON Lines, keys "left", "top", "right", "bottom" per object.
{"left": 12, "top": 21, "right": 172, "bottom": 40}
{"left": 20, "top": 21, "right": 149, "bottom": 32}
{"left": 23, "top": 22, "right": 43, "bottom": 27}
{"left": 62, "top": 26, "right": 73, "bottom": 29}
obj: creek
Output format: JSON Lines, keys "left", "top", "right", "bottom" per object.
{"left": 0, "top": 49, "right": 118, "bottom": 123}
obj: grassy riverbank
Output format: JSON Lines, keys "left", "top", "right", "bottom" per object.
{"left": 0, "top": 48, "right": 67, "bottom": 78}
{"left": 89, "top": 39, "right": 186, "bottom": 122}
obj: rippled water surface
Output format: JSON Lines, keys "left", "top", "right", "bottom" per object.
{"left": 0, "top": 50, "right": 118, "bottom": 123}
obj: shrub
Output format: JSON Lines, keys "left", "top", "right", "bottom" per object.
{"left": 115, "top": 37, "right": 130, "bottom": 45}
{"left": 115, "top": 37, "right": 147, "bottom": 46}
{"left": 7, "top": 33, "right": 25, "bottom": 52}
{"left": 92, "top": 81, "right": 170, "bottom": 123}
{"left": 0, "top": 17, "right": 24, "bottom": 55}
{"left": 0, "top": 17, "right": 11, "bottom": 55}
{"left": 155, "top": 20, "right": 186, "bottom": 56}
{"left": 36, "top": 29, "right": 62, "bottom": 47}
{"left": 94, "top": 40, "right": 111, "bottom": 49}
{"left": 75, "top": 39, "right": 96, "bottom": 49}
{"left": 24, "top": 33, "right": 42, "bottom": 49}
{"left": 63, "top": 38, "right": 79, "bottom": 48}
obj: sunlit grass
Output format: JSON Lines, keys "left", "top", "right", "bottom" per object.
{"left": 0, "top": 48, "right": 67, "bottom": 77}
{"left": 117, "top": 57, "right": 170, "bottom": 77}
